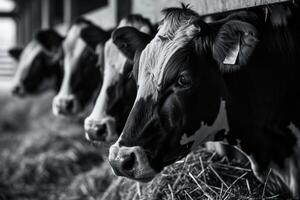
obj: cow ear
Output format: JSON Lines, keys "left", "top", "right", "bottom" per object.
{"left": 8, "top": 47, "right": 23, "bottom": 60}
{"left": 36, "top": 29, "right": 64, "bottom": 51}
{"left": 80, "top": 25, "right": 111, "bottom": 49}
{"left": 112, "top": 26, "right": 152, "bottom": 61}
{"left": 212, "top": 20, "right": 259, "bottom": 72}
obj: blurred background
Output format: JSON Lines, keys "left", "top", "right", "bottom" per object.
{"left": 0, "top": 0, "right": 289, "bottom": 89}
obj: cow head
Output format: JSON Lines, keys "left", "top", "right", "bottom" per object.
{"left": 9, "top": 29, "right": 63, "bottom": 96}
{"left": 52, "top": 18, "right": 110, "bottom": 116}
{"left": 108, "top": 6, "right": 259, "bottom": 181}
{"left": 84, "top": 14, "right": 154, "bottom": 143}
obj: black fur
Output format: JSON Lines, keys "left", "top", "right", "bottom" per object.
{"left": 8, "top": 47, "right": 23, "bottom": 60}
{"left": 80, "top": 25, "right": 111, "bottom": 49}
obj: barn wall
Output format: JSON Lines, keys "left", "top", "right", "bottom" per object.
{"left": 131, "top": 0, "right": 290, "bottom": 23}
{"left": 82, "top": 0, "right": 290, "bottom": 31}
{"left": 15, "top": 0, "right": 42, "bottom": 46}
{"left": 13, "top": 0, "right": 292, "bottom": 43}
{"left": 84, "top": 0, "right": 118, "bottom": 30}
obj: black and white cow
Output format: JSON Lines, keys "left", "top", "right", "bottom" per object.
{"left": 52, "top": 18, "right": 110, "bottom": 116}
{"left": 9, "top": 30, "right": 63, "bottom": 96}
{"left": 108, "top": 4, "right": 300, "bottom": 197}
{"left": 113, "top": 20, "right": 248, "bottom": 164}
{"left": 83, "top": 15, "right": 154, "bottom": 142}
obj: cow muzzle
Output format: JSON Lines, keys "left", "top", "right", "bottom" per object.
{"left": 52, "top": 95, "right": 79, "bottom": 116}
{"left": 84, "top": 116, "right": 118, "bottom": 143}
{"left": 108, "top": 142, "right": 157, "bottom": 182}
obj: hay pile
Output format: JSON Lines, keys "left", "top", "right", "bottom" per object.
{"left": 0, "top": 91, "right": 288, "bottom": 200}
{"left": 91, "top": 149, "right": 283, "bottom": 200}
{"left": 0, "top": 92, "right": 112, "bottom": 200}
{"left": 0, "top": 125, "right": 107, "bottom": 200}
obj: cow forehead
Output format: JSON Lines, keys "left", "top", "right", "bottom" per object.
{"left": 19, "top": 40, "right": 43, "bottom": 69}
{"left": 104, "top": 39, "right": 127, "bottom": 74}
{"left": 103, "top": 17, "right": 152, "bottom": 75}
{"left": 138, "top": 22, "right": 200, "bottom": 94}
{"left": 63, "top": 23, "right": 88, "bottom": 55}
{"left": 13, "top": 40, "right": 43, "bottom": 85}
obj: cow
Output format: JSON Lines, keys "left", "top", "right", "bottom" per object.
{"left": 9, "top": 30, "right": 63, "bottom": 96}
{"left": 113, "top": 23, "right": 248, "bottom": 164}
{"left": 52, "top": 18, "right": 110, "bottom": 116}
{"left": 83, "top": 14, "right": 154, "bottom": 143}
{"left": 108, "top": 4, "right": 300, "bottom": 197}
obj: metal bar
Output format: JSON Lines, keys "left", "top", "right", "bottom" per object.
{"left": 41, "top": 0, "right": 50, "bottom": 29}
{"left": 64, "top": 0, "right": 72, "bottom": 26}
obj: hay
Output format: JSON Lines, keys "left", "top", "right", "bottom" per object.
{"left": 102, "top": 149, "right": 286, "bottom": 200}
{"left": 0, "top": 92, "right": 109, "bottom": 200}
{"left": 0, "top": 91, "right": 290, "bottom": 200}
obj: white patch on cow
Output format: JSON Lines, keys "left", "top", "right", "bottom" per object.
{"left": 53, "top": 23, "right": 90, "bottom": 115}
{"left": 180, "top": 99, "right": 230, "bottom": 150}
{"left": 136, "top": 21, "right": 201, "bottom": 102}
{"left": 85, "top": 17, "right": 153, "bottom": 138}
{"left": 58, "top": 23, "right": 88, "bottom": 97}
{"left": 87, "top": 38, "right": 127, "bottom": 122}
{"left": 12, "top": 40, "right": 43, "bottom": 87}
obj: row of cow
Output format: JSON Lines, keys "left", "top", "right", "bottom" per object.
{"left": 8, "top": 3, "right": 300, "bottom": 198}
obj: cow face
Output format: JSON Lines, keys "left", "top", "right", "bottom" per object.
{"left": 84, "top": 15, "right": 153, "bottom": 143}
{"left": 9, "top": 30, "right": 63, "bottom": 96}
{"left": 109, "top": 7, "right": 259, "bottom": 181}
{"left": 52, "top": 19, "right": 109, "bottom": 116}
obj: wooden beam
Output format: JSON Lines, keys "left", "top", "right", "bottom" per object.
{"left": 132, "top": 0, "right": 292, "bottom": 22}
{"left": 191, "top": 0, "right": 292, "bottom": 16}
{"left": 0, "top": 12, "right": 16, "bottom": 18}
{"left": 41, "top": 0, "right": 50, "bottom": 28}
{"left": 63, "top": 0, "right": 72, "bottom": 26}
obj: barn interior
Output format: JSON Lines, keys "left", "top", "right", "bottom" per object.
{"left": 0, "top": 0, "right": 296, "bottom": 199}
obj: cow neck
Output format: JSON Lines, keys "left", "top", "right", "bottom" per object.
{"left": 221, "top": 58, "right": 300, "bottom": 178}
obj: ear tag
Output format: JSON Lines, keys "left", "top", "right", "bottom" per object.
{"left": 223, "top": 41, "right": 240, "bottom": 65}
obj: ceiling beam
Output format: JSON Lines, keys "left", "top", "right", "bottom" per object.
{"left": 0, "top": 12, "right": 16, "bottom": 18}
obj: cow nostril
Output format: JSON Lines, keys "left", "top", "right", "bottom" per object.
{"left": 12, "top": 85, "right": 21, "bottom": 95}
{"left": 65, "top": 99, "right": 74, "bottom": 112}
{"left": 121, "top": 152, "right": 136, "bottom": 172}
{"left": 96, "top": 124, "right": 106, "bottom": 136}
{"left": 86, "top": 123, "right": 107, "bottom": 141}
{"left": 12, "top": 86, "right": 20, "bottom": 94}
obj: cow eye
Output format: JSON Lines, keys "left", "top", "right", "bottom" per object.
{"left": 177, "top": 73, "right": 192, "bottom": 88}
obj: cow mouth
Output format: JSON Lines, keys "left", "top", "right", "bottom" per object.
{"left": 52, "top": 97, "right": 81, "bottom": 117}
{"left": 112, "top": 161, "right": 157, "bottom": 182}
{"left": 126, "top": 172, "right": 157, "bottom": 183}
{"left": 109, "top": 144, "right": 158, "bottom": 182}
{"left": 84, "top": 117, "right": 119, "bottom": 143}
